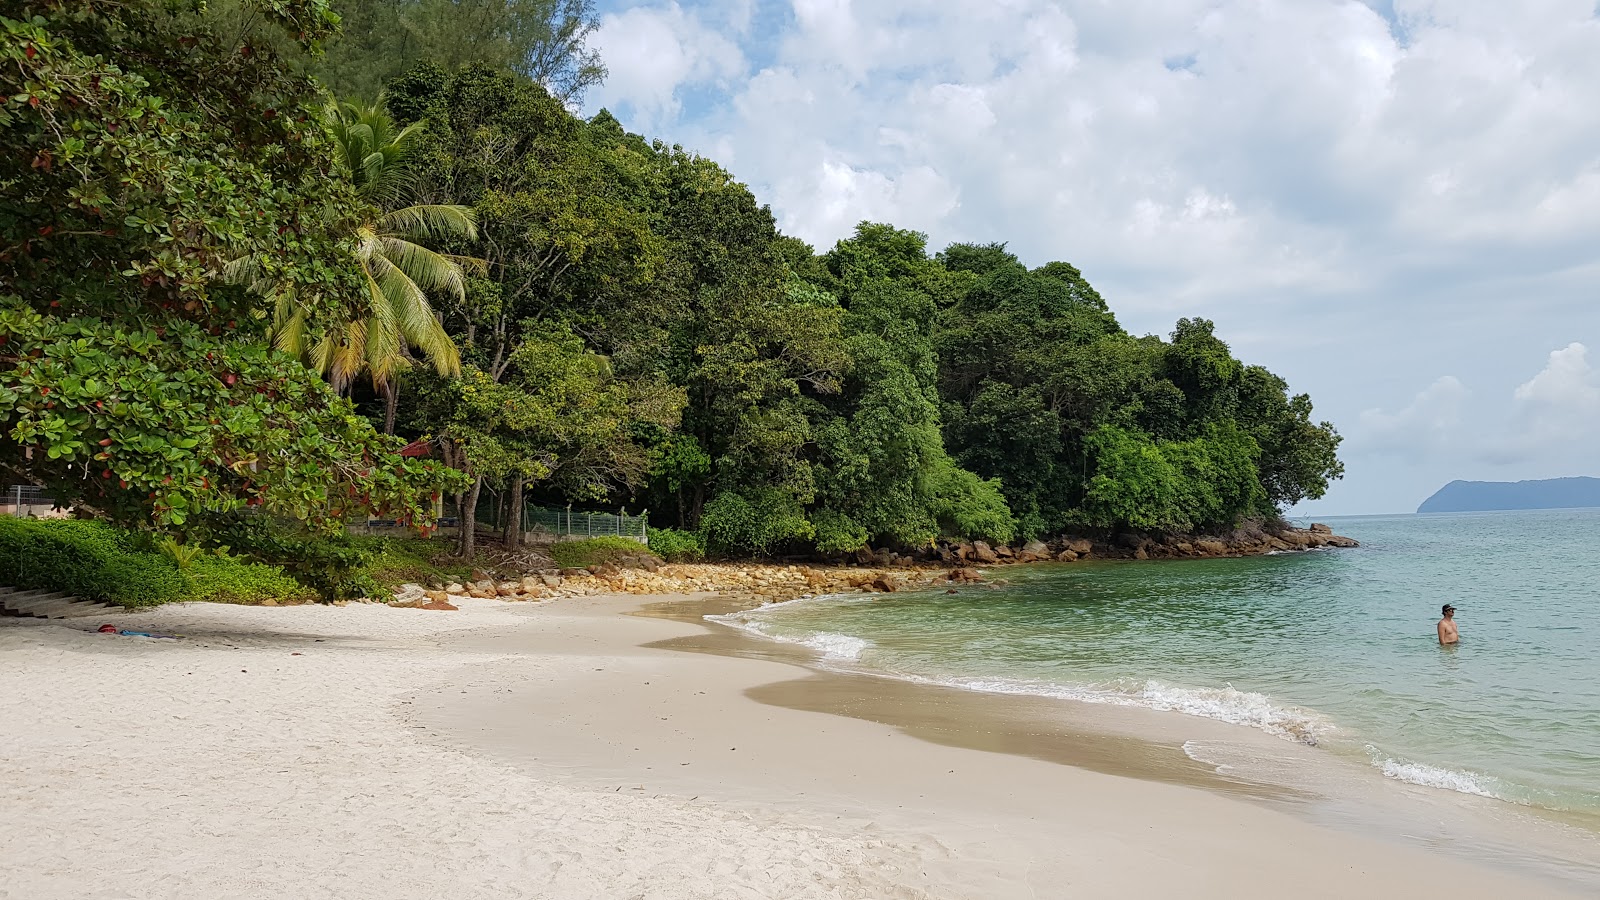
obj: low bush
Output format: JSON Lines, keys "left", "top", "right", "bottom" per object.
{"left": 550, "top": 536, "right": 654, "bottom": 569}
{"left": 212, "top": 516, "right": 380, "bottom": 602}
{"left": 0, "top": 518, "right": 183, "bottom": 607}
{"left": 358, "top": 535, "right": 475, "bottom": 588}
{"left": 179, "top": 556, "right": 310, "bottom": 604}
{"left": 645, "top": 527, "right": 704, "bottom": 562}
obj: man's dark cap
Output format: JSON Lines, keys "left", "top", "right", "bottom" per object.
{"left": 1442, "top": 604, "right": 1457, "bottom": 614}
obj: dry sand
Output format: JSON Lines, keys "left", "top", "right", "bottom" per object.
{"left": 0, "top": 595, "right": 1588, "bottom": 899}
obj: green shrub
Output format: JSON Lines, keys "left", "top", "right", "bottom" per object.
{"left": 699, "top": 490, "right": 813, "bottom": 555}
{"left": 179, "top": 556, "right": 310, "bottom": 604}
{"left": 926, "top": 458, "right": 1017, "bottom": 545}
{"left": 358, "top": 535, "right": 474, "bottom": 588}
{"left": 213, "top": 516, "right": 380, "bottom": 602}
{"left": 0, "top": 518, "right": 183, "bottom": 607}
{"left": 646, "top": 527, "right": 704, "bottom": 562}
{"left": 550, "top": 536, "right": 654, "bottom": 569}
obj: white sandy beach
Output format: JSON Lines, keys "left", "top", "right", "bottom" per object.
{"left": 0, "top": 595, "right": 1588, "bottom": 899}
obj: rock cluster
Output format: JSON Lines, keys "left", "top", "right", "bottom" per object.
{"left": 937, "top": 523, "right": 1356, "bottom": 565}
{"left": 384, "top": 522, "right": 1358, "bottom": 609}
{"left": 386, "top": 561, "right": 964, "bottom": 609}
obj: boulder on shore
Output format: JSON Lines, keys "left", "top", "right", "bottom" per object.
{"left": 972, "top": 541, "right": 1000, "bottom": 564}
{"left": 1019, "top": 540, "right": 1050, "bottom": 562}
{"left": 1310, "top": 522, "right": 1332, "bottom": 534}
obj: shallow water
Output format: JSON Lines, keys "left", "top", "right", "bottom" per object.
{"left": 712, "top": 509, "right": 1600, "bottom": 821}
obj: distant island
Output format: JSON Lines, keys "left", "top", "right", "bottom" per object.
{"left": 1417, "top": 477, "right": 1600, "bottom": 513}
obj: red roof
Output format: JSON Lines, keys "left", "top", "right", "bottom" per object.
{"left": 399, "top": 439, "right": 431, "bottom": 458}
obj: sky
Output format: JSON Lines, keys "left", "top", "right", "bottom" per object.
{"left": 580, "top": 0, "right": 1600, "bottom": 516}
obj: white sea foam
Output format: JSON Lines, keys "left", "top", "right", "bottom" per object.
{"left": 902, "top": 674, "right": 1328, "bottom": 745}
{"left": 1369, "top": 748, "right": 1499, "bottom": 799}
{"left": 706, "top": 599, "right": 875, "bottom": 662}
{"left": 796, "top": 632, "right": 874, "bottom": 660}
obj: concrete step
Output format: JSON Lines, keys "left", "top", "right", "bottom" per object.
{"left": 0, "top": 590, "right": 63, "bottom": 615}
{"left": 1, "top": 589, "right": 66, "bottom": 602}
{"left": 36, "top": 599, "right": 118, "bottom": 619}
{"left": 7, "top": 593, "right": 73, "bottom": 613}
{"left": 0, "top": 586, "right": 119, "bottom": 619}
{"left": 13, "top": 596, "right": 86, "bottom": 617}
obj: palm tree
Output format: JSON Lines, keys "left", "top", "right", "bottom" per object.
{"left": 233, "top": 96, "right": 478, "bottom": 434}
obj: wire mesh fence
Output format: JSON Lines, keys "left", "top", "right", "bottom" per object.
{"left": 468, "top": 488, "right": 647, "bottom": 541}
{"left": 523, "top": 506, "right": 647, "bottom": 541}
{"left": 2, "top": 485, "right": 60, "bottom": 518}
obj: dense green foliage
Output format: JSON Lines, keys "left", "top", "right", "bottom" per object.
{"left": 2, "top": 1, "right": 1344, "bottom": 580}
{"left": 0, "top": 517, "right": 184, "bottom": 606}
{"left": 356, "top": 534, "right": 474, "bottom": 586}
{"left": 176, "top": 555, "right": 310, "bottom": 605}
{"left": 646, "top": 527, "right": 703, "bottom": 562}
{"left": 358, "top": 63, "right": 1342, "bottom": 555}
{"left": 549, "top": 536, "right": 653, "bottom": 569}
{"left": 319, "top": 0, "right": 603, "bottom": 103}
{"left": 0, "top": 1, "right": 461, "bottom": 589}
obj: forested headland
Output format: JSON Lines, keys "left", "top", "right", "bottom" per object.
{"left": 0, "top": 0, "right": 1344, "bottom": 596}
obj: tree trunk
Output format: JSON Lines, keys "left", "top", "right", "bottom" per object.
{"left": 456, "top": 475, "right": 483, "bottom": 559}
{"left": 382, "top": 380, "right": 399, "bottom": 436}
{"left": 503, "top": 476, "right": 524, "bottom": 548}
{"left": 690, "top": 483, "right": 706, "bottom": 528}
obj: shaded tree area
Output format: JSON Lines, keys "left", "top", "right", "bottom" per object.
{"left": 3, "top": 1, "right": 1343, "bottom": 567}
{"left": 0, "top": 0, "right": 463, "bottom": 595}
{"left": 929, "top": 241, "right": 1343, "bottom": 537}
{"left": 207, "top": 0, "right": 606, "bottom": 103}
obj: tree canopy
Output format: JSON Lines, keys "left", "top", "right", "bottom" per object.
{"left": 1, "top": 2, "right": 1344, "bottom": 567}
{"left": 1, "top": 0, "right": 459, "bottom": 585}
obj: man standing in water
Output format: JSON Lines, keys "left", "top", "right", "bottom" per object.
{"left": 1438, "top": 604, "right": 1459, "bottom": 645}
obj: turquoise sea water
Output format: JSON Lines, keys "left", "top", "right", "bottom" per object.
{"left": 713, "top": 509, "right": 1600, "bottom": 819}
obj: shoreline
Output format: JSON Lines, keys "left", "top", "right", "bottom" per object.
{"left": 3, "top": 592, "right": 1593, "bottom": 898}
{"left": 647, "top": 594, "right": 1600, "bottom": 884}
{"left": 423, "top": 594, "right": 1597, "bottom": 897}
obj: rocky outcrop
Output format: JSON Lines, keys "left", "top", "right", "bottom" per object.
{"left": 1017, "top": 540, "right": 1051, "bottom": 562}
{"left": 932, "top": 522, "right": 1357, "bottom": 569}
{"left": 377, "top": 521, "right": 1357, "bottom": 612}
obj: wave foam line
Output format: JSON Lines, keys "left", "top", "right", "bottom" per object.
{"left": 903, "top": 674, "right": 1328, "bottom": 745}
{"left": 1367, "top": 747, "right": 1501, "bottom": 799}
{"left": 707, "top": 601, "right": 875, "bottom": 662}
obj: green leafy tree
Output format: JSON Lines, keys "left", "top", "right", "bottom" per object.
{"left": 0, "top": 0, "right": 460, "bottom": 554}
{"left": 231, "top": 97, "right": 475, "bottom": 434}
{"left": 404, "top": 324, "right": 680, "bottom": 557}
{"left": 800, "top": 225, "right": 1015, "bottom": 549}
{"left": 315, "top": 0, "right": 605, "bottom": 103}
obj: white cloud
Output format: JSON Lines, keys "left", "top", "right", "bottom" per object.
{"left": 1353, "top": 376, "right": 1468, "bottom": 459}
{"left": 1511, "top": 342, "right": 1600, "bottom": 439}
{"left": 587, "top": 0, "right": 1600, "bottom": 513}
{"left": 588, "top": 3, "right": 746, "bottom": 130}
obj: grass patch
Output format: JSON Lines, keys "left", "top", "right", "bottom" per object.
{"left": 358, "top": 535, "right": 476, "bottom": 588}
{"left": 550, "top": 536, "right": 654, "bottom": 569}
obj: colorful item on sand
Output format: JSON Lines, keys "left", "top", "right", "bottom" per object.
{"left": 96, "top": 624, "right": 178, "bottom": 639}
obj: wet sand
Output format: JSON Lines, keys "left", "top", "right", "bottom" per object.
{"left": 420, "top": 594, "right": 1598, "bottom": 898}
{"left": 3, "top": 591, "right": 1593, "bottom": 898}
